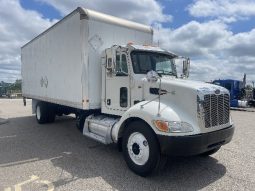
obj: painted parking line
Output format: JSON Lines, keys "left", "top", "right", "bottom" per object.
{"left": 35, "top": 180, "right": 54, "bottom": 191}
{"left": 4, "top": 175, "right": 55, "bottom": 191}
{"left": 14, "top": 175, "right": 39, "bottom": 191}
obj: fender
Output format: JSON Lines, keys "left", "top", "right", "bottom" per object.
{"left": 111, "top": 100, "right": 182, "bottom": 143}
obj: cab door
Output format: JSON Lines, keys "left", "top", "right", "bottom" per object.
{"left": 104, "top": 49, "right": 130, "bottom": 115}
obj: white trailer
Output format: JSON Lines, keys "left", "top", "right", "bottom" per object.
{"left": 22, "top": 7, "right": 234, "bottom": 176}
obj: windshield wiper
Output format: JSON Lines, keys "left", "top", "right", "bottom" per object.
{"left": 156, "top": 70, "right": 176, "bottom": 77}
{"left": 164, "top": 71, "right": 175, "bottom": 76}
{"left": 116, "top": 70, "right": 128, "bottom": 76}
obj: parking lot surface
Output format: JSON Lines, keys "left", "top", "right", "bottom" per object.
{"left": 0, "top": 99, "right": 255, "bottom": 191}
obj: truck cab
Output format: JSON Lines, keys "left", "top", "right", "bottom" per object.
{"left": 102, "top": 44, "right": 180, "bottom": 115}
{"left": 82, "top": 44, "right": 234, "bottom": 176}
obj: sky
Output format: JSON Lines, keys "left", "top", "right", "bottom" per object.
{"left": 0, "top": 0, "right": 255, "bottom": 84}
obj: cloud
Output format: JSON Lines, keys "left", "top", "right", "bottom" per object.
{"left": 226, "top": 29, "right": 255, "bottom": 57}
{"left": 154, "top": 20, "right": 255, "bottom": 83}
{"left": 37, "top": 0, "right": 172, "bottom": 25}
{"left": 188, "top": 0, "right": 255, "bottom": 22}
{"left": 0, "top": 0, "right": 57, "bottom": 82}
{"left": 154, "top": 21, "right": 232, "bottom": 57}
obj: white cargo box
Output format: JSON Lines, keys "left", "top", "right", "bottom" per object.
{"left": 22, "top": 7, "right": 153, "bottom": 110}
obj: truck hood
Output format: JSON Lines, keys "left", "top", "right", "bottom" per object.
{"left": 141, "top": 76, "right": 229, "bottom": 133}
{"left": 159, "top": 77, "right": 229, "bottom": 95}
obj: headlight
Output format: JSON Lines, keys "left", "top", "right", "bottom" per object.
{"left": 154, "top": 120, "right": 193, "bottom": 133}
{"left": 197, "top": 95, "right": 205, "bottom": 119}
{"left": 168, "top": 121, "right": 193, "bottom": 133}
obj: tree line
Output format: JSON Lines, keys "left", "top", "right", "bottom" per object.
{"left": 0, "top": 80, "right": 22, "bottom": 97}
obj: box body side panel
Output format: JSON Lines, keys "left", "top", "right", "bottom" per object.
{"left": 21, "top": 11, "right": 153, "bottom": 110}
{"left": 22, "top": 13, "right": 86, "bottom": 109}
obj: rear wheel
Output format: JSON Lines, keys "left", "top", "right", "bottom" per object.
{"left": 36, "top": 102, "right": 55, "bottom": 124}
{"left": 122, "top": 121, "right": 161, "bottom": 177}
{"left": 47, "top": 104, "right": 56, "bottom": 123}
{"left": 36, "top": 102, "right": 48, "bottom": 124}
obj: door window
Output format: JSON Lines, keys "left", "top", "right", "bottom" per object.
{"left": 116, "top": 55, "right": 120, "bottom": 72}
{"left": 116, "top": 54, "right": 128, "bottom": 76}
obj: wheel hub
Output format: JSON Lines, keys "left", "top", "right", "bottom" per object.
{"left": 132, "top": 143, "right": 140, "bottom": 155}
{"left": 127, "top": 132, "right": 150, "bottom": 165}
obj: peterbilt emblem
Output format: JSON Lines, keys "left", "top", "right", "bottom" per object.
{"left": 215, "top": 89, "right": 220, "bottom": 94}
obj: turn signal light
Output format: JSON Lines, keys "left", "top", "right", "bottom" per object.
{"left": 154, "top": 120, "right": 169, "bottom": 132}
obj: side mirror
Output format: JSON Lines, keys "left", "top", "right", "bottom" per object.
{"left": 182, "top": 58, "right": 190, "bottom": 78}
{"left": 146, "top": 70, "right": 159, "bottom": 82}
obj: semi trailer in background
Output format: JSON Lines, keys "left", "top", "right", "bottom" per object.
{"left": 21, "top": 7, "right": 234, "bottom": 176}
{"left": 213, "top": 79, "right": 245, "bottom": 107}
{"left": 213, "top": 77, "right": 255, "bottom": 108}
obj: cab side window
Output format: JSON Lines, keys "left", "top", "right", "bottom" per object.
{"left": 116, "top": 54, "right": 128, "bottom": 76}
{"left": 121, "top": 54, "right": 128, "bottom": 73}
{"left": 116, "top": 55, "right": 121, "bottom": 72}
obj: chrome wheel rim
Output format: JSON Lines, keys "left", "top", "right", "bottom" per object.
{"left": 127, "top": 132, "right": 149, "bottom": 165}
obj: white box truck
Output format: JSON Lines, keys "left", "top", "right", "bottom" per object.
{"left": 22, "top": 7, "right": 234, "bottom": 176}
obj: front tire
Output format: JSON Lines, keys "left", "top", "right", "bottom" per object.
{"left": 122, "top": 121, "right": 161, "bottom": 177}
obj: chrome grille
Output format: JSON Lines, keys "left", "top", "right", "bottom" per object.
{"left": 203, "top": 94, "right": 230, "bottom": 128}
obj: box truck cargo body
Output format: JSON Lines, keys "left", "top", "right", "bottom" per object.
{"left": 22, "top": 7, "right": 234, "bottom": 176}
{"left": 22, "top": 7, "right": 152, "bottom": 109}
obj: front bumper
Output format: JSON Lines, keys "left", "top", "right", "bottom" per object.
{"left": 157, "top": 125, "right": 234, "bottom": 156}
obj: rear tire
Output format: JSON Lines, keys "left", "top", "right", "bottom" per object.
{"left": 36, "top": 102, "right": 55, "bottom": 124}
{"left": 200, "top": 147, "right": 221, "bottom": 156}
{"left": 47, "top": 104, "right": 56, "bottom": 123}
{"left": 36, "top": 102, "right": 48, "bottom": 124}
{"left": 122, "top": 121, "right": 161, "bottom": 177}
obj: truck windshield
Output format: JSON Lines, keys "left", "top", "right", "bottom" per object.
{"left": 131, "top": 51, "right": 177, "bottom": 76}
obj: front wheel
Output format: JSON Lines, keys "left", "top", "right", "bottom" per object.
{"left": 122, "top": 121, "right": 161, "bottom": 177}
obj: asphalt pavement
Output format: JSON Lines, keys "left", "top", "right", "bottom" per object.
{"left": 0, "top": 99, "right": 254, "bottom": 191}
